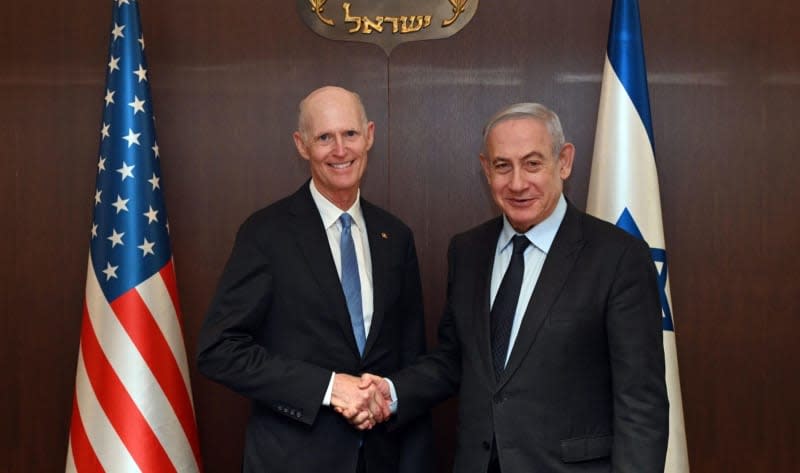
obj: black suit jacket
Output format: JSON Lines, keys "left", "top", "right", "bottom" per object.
{"left": 198, "top": 182, "right": 432, "bottom": 473}
{"left": 392, "top": 203, "right": 668, "bottom": 473}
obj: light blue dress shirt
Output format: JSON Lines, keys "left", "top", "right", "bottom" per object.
{"left": 489, "top": 194, "right": 567, "bottom": 368}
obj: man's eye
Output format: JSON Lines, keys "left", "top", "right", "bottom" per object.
{"left": 317, "top": 134, "right": 331, "bottom": 142}
{"left": 494, "top": 162, "right": 511, "bottom": 172}
{"left": 524, "top": 160, "right": 542, "bottom": 171}
{"left": 345, "top": 130, "right": 358, "bottom": 137}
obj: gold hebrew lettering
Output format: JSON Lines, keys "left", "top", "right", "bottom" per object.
{"left": 343, "top": 2, "right": 361, "bottom": 33}
{"left": 401, "top": 15, "right": 430, "bottom": 33}
{"left": 382, "top": 16, "right": 400, "bottom": 34}
{"left": 361, "top": 16, "right": 385, "bottom": 34}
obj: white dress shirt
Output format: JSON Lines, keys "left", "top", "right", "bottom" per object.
{"left": 309, "top": 180, "right": 374, "bottom": 405}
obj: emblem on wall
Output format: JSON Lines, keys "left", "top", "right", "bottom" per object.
{"left": 297, "top": 0, "right": 479, "bottom": 55}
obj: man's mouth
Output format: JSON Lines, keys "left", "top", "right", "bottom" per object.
{"left": 506, "top": 197, "right": 534, "bottom": 206}
{"left": 329, "top": 160, "right": 355, "bottom": 169}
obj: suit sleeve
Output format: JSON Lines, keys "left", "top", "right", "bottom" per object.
{"left": 392, "top": 237, "right": 463, "bottom": 427}
{"left": 396, "top": 231, "right": 435, "bottom": 473}
{"left": 607, "top": 239, "right": 670, "bottom": 472}
{"left": 196, "top": 218, "right": 331, "bottom": 426}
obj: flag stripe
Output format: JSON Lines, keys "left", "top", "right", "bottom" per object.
{"left": 68, "top": 392, "right": 104, "bottom": 473}
{"left": 161, "top": 260, "right": 184, "bottom": 325}
{"left": 82, "top": 286, "right": 178, "bottom": 472}
{"left": 587, "top": 56, "right": 665, "bottom": 246}
{"left": 139, "top": 264, "right": 193, "bottom": 393}
{"left": 73, "top": 333, "right": 140, "bottom": 472}
{"left": 113, "top": 278, "right": 202, "bottom": 468}
{"left": 607, "top": 0, "right": 654, "bottom": 146}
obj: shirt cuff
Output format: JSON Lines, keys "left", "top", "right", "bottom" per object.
{"left": 322, "top": 371, "right": 336, "bottom": 406}
{"left": 385, "top": 377, "right": 398, "bottom": 414}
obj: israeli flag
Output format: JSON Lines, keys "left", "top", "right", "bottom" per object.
{"left": 586, "top": 1, "right": 690, "bottom": 471}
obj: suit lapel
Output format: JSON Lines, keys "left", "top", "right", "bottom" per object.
{"left": 289, "top": 184, "right": 361, "bottom": 359}
{"left": 361, "top": 201, "right": 387, "bottom": 358}
{"left": 471, "top": 219, "right": 504, "bottom": 388}
{"left": 497, "top": 205, "right": 585, "bottom": 389}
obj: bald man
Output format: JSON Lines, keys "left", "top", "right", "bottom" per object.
{"left": 198, "top": 86, "right": 432, "bottom": 473}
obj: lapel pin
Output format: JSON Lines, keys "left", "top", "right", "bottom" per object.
{"left": 380, "top": 232, "right": 389, "bottom": 240}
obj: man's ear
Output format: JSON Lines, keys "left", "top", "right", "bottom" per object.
{"left": 558, "top": 143, "right": 575, "bottom": 180}
{"left": 364, "top": 121, "right": 375, "bottom": 151}
{"left": 293, "top": 131, "right": 310, "bottom": 161}
{"left": 479, "top": 153, "right": 492, "bottom": 184}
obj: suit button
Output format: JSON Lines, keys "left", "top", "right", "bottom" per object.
{"left": 493, "top": 394, "right": 504, "bottom": 404}
{"left": 481, "top": 441, "right": 491, "bottom": 450}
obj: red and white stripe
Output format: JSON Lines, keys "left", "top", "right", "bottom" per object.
{"left": 67, "top": 256, "right": 202, "bottom": 472}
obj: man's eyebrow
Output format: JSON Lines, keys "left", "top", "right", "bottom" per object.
{"left": 492, "top": 150, "right": 545, "bottom": 161}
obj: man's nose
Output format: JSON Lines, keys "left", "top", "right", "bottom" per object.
{"left": 508, "top": 167, "right": 527, "bottom": 191}
{"left": 332, "top": 135, "right": 346, "bottom": 156}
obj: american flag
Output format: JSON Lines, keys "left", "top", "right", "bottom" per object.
{"left": 66, "top": 1, "right": 202, "bottom": 471}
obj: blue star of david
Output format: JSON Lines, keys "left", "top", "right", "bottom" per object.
{"left": 616, "top": 208, "right": 674, "bottom": 331}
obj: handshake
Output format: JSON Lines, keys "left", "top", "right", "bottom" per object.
{"left": 331, "top": 373, "right": 392, "bottom": 431}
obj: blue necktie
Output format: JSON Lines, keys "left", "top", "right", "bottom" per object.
{"left": 340, "top": 213, "right": 366, "bottom": 356}
{"left": 490, "top": 235, "right": 530, "bottom": 378}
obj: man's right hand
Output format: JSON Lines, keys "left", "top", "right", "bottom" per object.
{"left": 331, "top": 373, "right": 391, "bottom": 430}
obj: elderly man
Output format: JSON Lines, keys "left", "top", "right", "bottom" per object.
{"left": 198, "top": 86, "right": 432, "bottom": 473}
{"left": 361, "top": 102, "right": 669, "bottom": 473}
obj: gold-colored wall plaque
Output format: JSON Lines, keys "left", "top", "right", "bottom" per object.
{"left": 297, "top": 0, "right": 479, "bottom": 55}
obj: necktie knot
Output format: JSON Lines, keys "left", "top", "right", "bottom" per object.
{"left": 511, "top": 235, "right": 530, "bottom": 255}
{"left": 340, "top": 213, "right": 352, "bottom": 231}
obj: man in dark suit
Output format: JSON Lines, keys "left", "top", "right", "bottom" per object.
{"left": 359, "top": 102, "right": 669, "bottom": 472}
{"left": 197, "top": 86, "right": 432, "bottom": 473}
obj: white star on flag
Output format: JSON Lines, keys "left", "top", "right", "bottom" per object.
{"left": 128, "top": 95, "right": 146, "bottom": 114}
{"left": 134, "top": 64, "right": 148, "bottom": 82}
{"left": 108, "top": 55, "right": 120, "bottom": 73}
{"left": 116, "top": 162, "right": 135, "bottom": 181}
{"left": 111, "top": 195, "right": 130, "bottom": 214}
{"left": 104, "top": 89, "right": 115, "bottom": 106}
{"left": 144, "top": 206, "right": 159, "bottom": 224}
{"left": 122, "top": 128, "right": 141, "bottom": 147}
{"left": 101, "top": 262, "right": 119, "bottom": 280}
{"left": 148, "top": 173, "right": 160, "bottom": 190}
{"left": 111, "top": 22, "right": 125, "bottom": 40}
{"left": 138, "top": 238, "right": 155, "bottom": 256}
{"left": 107, "top": 229, "right": 125, "bottom": 247}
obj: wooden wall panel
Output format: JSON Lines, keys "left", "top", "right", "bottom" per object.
{"left": 2, "top": 0, "right": 799, "bottom": 472}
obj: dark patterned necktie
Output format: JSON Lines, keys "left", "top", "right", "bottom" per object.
{"left": 490, "top": 235, "right": 530, "bottom": 377}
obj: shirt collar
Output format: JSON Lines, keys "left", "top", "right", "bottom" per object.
{"left": 309, "top": 179, "right": 365, "bottom": 230}
{"left": 499, "top": 194, "right": 567, "bottom": 254}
